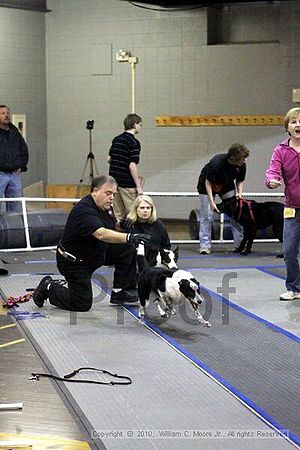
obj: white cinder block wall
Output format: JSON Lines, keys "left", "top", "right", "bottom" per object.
{"left": 0, "top": 6, "right": 47, "bottom": 188}
{"left": 1, "top": 1, "right": 299, "bottom": 219}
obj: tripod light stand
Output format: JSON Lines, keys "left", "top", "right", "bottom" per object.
{"left": 79, "top": 120, "right": 99, "bottom": 185}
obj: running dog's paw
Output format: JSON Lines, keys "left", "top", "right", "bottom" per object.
{"left": 197, "top": 315, "right": 211, "bottom": 327}
{"left": 138, "top": 306, "right": 145, "bottom": 318}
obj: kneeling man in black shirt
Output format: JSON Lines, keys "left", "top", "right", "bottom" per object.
{"left": 32, "top": 175, "right": 151, "bottom": 311}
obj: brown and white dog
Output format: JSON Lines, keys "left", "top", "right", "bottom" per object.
{"left": 137, "top": 245, "right": 211, "bottom": 327}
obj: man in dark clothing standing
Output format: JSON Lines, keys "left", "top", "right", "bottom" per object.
{"left": 32, "top": 175, "right": 151, "bottom": 311}
{"left": 0, "top": 104, "right": 28, "bottom": 212}
{"left": 107, "top": 113, "right": 143, "bottom": 219}
{"left": 197, "top": 143, "right": 250, "bottom": 254}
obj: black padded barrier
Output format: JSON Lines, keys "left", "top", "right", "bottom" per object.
{"left": 0, "top": 209, "right": 68, "bottom": 249}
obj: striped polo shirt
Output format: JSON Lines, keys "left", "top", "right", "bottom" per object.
{"left": 108, "top": 131, "right": 141, "bottom": 188}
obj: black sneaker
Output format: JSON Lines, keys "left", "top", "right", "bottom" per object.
{"left": 32, "top": 276, "right": 53, "bottom": 307}
{"left": 110, "top": 289, "right": 139, "bottom": 306}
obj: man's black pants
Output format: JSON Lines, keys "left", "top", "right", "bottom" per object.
{"left": 48, "top": 243, "right": 137, "bottom": 312}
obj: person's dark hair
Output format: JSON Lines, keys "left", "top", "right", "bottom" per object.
{"left": 124, "top": 113, "right": 142, "bottom": 130}
{"left": 227, "top": 143, "right": 250, "bottom": 165}
{"left": 90, "top": 175, "right": 117, "bottom": 192}
{"left": 0, "top": 104, "right": 8, "bottom": 109}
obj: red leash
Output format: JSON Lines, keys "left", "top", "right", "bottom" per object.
{"left": 2, "top": 292, "right": 33, "bottom": 308}
{"left": 236, "top": 198, "right": 256, "bottom": 224}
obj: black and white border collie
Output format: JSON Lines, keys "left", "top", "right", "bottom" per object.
{"left": 145, "top": 246, "right": 179, "bottom": 270}
{"left": 137, "top": 245, "right": 211, "bottom": 328}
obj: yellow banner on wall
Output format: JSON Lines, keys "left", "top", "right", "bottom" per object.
{"left": 155, "top": 115, "right": 284, "bottom": 127}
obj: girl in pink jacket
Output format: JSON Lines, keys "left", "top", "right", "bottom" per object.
{"left": 265, "top": 107, "right": 300, "bottom": 301}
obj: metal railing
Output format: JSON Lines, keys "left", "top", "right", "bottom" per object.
{"left": 0, "top": 192, "right": 284, "bottom": 252}
{"left": 0, "top": 197, "right": 77, "bottom": 252}
{"left": 146, "top": 191, "right": 284, "bottom": 245}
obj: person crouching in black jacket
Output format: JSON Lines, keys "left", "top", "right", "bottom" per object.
{"left": 32, "top": 175, "right": 151, "bottom": 311}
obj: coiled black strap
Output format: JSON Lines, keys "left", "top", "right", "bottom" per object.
{"left": 30, "top": 366, "right": 132, "bottom": 385}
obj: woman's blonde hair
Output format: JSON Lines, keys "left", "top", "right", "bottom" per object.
{"left": 284, "top": 107, "right": 300, "bottom": 131}
{"left": 127, "top": 195, "right": 157, "bottom": 224}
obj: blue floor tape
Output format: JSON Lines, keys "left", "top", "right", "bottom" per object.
{"left": 124, "top": 288, "right": 300, "bottom": 445}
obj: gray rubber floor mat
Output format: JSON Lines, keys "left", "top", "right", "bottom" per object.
{"left": 198, "top": 267, "right": 300, "bottom": 336}
{"left": 0, "top": 275, "right": 295, "bottom": 450}
{"left": 131, "top": 267, "right": 300, "bottom": 447}
{"left": 257, "top": 265, "right": 286, "bottom": 279}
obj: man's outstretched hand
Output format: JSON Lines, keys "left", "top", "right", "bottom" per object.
{"left": 126, "top": 233, "right": 152, "bottom": 246}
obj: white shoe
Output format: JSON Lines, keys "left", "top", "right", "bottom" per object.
{"left": 279, "top": 291, "right": 300, "bottom": 301}
{"left": 199, "top": 248, "right": 211, "bottom": 255}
